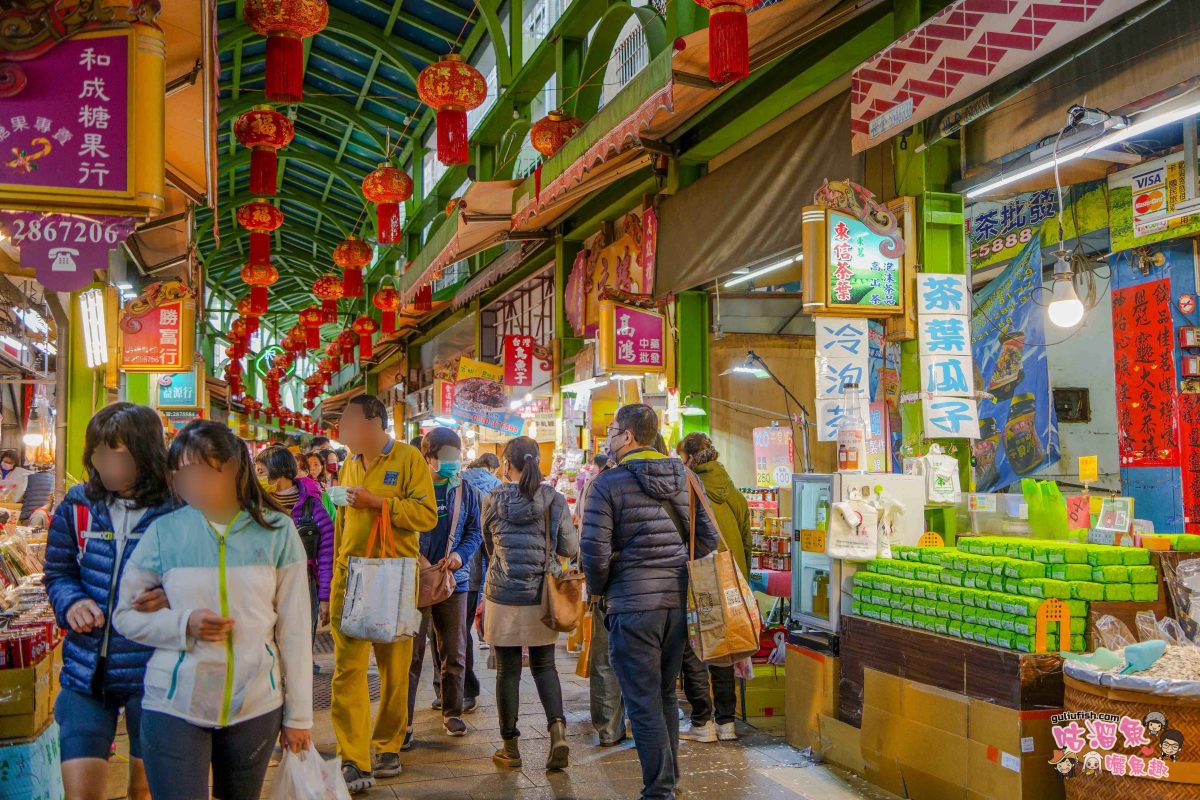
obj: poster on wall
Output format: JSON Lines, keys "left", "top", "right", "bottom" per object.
{"left": 1112, "top": 279, "right": 1178, "bottom": 467}
{"left": 970, "top": 236, "right": 1059, "bottom": 491}
{"left": 753, "top": 426, "right": 793, "bottom": 487}
{"left": 119, "top": 281, "right": 196, "bottom": 372}
{"left": 1109, "top": 151, "right": 1200, "bottom": 252}
{"left": 1177, "top": 395, "right": 1200, "bottom": 531}
{"left": 451, "top": 357, "right": 524, "bottom": 435}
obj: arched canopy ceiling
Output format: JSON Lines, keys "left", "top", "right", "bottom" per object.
{"left": 200, "top": 0, "right": 480, "bottom": 318}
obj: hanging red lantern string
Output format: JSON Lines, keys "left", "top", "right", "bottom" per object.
{"left": 234, "top": 107, "right": 294, "bottom": 196}
{"left": 693, "top": 1, "right": 758, "bottom": 84}
{"left": 362, "top": 164, "right": 413, "bottom": 245}
{"left": 243, "top": 0, "right": 329, "bottom": 104}
{"left": 417, "top": 54, "right": 487, "bottom": 165}
{"left": 324, "top": 340, "right": 343, "bottom": 371}
{"left": 236, "top": 296, "right": 261, "bottom": 336}
{"left": 240, "top": 262, "right": 279, "bottom": 315}
{"left": 413, "top": 282, "right": 433, "bottom": 313}
{"left": 529, "top": 109, "right": 582, "bottom": 200}
{"left": 312, "top": 273, "right": 343, "bottom": 323}
{"left": 352, "top": 315, "right": 379, "bottom": 361}
{"left": 298, "top": 305, "right": 323, "bottom": 350}
{"left": 336, "top": 330, "right": 357, "bottom": 366}
{"left": 287, "top": 324, "right": 309, "bottom": 355}
{"left": 236, "top": 199, "right": 284, "bottom": 265}
{"left": 373, "top": 283, "right": 400, "bottom": 334}
{"left": 333, "top": 235, "right": 372, "bottom": 298}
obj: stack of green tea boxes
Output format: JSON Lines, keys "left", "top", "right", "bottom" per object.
{"left": 850, "top": 536, "right": 1159, "bottom": 653}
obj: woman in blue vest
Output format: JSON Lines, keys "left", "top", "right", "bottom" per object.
{"left": 44, "top": 402, "right": 181, "bottom": 800}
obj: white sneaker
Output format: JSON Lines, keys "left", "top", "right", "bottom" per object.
{"left": 679, "top": 720, "right": 718, "bottom": 743}
{"left": 717, "top": 722, "right": 738, "bottom": 741}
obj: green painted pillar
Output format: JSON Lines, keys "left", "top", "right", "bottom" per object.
{"left": 556, "top": 36, "right": 585, "bottom": 111}
{"left": 65, "top": 287, "right": 102, "bottom": 482}
{"left": 125, "top": 373, "right": 150, "bottom": 406}
{"left": 675, "top": 291, "right": 709, "bottom": 436}
{"left": 668, "top": 0, "right": 703, "bottom": 40}
{"left": 508, "top": 0, "right": 524, "bottom": 71}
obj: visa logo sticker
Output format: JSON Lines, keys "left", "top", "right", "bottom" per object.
{"left": 383, "top": 471, "right": 399, "bottom": 486}
{"left": 1132, "top": 167, "right": 1165, "bottom": 191}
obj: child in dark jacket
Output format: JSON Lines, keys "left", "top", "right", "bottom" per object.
{"left": 43, "top": 402, "right": 181, "bottom": 800}
{"left": 255, "top": 444, "right": 336, "bottom": 659}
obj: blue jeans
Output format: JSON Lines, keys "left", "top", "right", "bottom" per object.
{"left": 606, "top": 608, "right": 688, "bottom": 800}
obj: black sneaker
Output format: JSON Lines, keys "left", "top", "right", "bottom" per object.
{"left": 372, "top": 752, "right": 402, "bottom": 778}
{"left": 431, "top": 697, "right": 442, "bottom": 710}
{"left": 401, "top": 727, "right": 414, "bottom": 751}
{"left": 463, "top": 696, "right": 478, "bottom": 714}
{"left": 444, "top": 717, "right": 468, "bottom": 737}
{"left": 341, "top": 763, "right": 375, "bottom": 794}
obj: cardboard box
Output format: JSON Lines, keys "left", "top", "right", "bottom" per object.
{"left": 967, "top": 699, "right": 1059, "bottom": 757}
{"left": 0, "top": 654, "right": 53, "bottom": 740}
{"left": 818, "top": 713, "right": 864, "bottom": 775}
{"left": 784, "top": 644, "right": 838, "bottom": 752}
{"left": 966, "top": 740, "right": 1063, "bottom": 800}
{"left": 738, "top": 665, "right": 786, "bottom": 718}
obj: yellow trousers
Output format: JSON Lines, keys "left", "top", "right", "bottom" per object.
{"left": 330, "top": 567, "right": 414, "bottom": 770}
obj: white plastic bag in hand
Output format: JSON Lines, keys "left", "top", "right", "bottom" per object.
{"left": 270, "top": 744, "right": 351, "bottom": 800}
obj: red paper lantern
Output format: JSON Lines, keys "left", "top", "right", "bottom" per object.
{"left": 233, "top": 107, "right": 294, "bottom": 196}
{"left": 336, "top": 330, "right": 357, "bottom": 366}
{"left": 287, "top": 325, "right": 308, "bottom": 355}
{"left": 312, "top": 273, "right": 343, "bottom": 323}
{"left": 373, "top": 285, "right": 400, "bottom": 334}
{"left": 352, "top": 315, "right": 379, "bottom": 361}
{"left": 333, "top": 236, "right": 372, "bottom": 298}
{"left": 240, "top": 262, "right": 279, "bottom": 314}
{"left": 693, "top": 1, "right": 758, "bottom": 84}
{"left": 362, "top": 164, "right": 413, "bottom": 245}
{"left": 298, "top": 305, "right": 323, "bottom": 350}
{"left": 236, "top": 296, "right": 261, "bottom": 336}
{"left": 324, "top": 340, "right": 342, "bottom": 369}
{"left": 530, "top": 110, "right": 583, "bottom": 157}
{"left": 243, "top": 0, "right": 329, "bottom": 104}
{"left": 417, "top": 54, "right": 487, "bottom": 165}
{"left": 236, "top": 200, "right": 284, "bottom": 266}
{"left": 413, "top": 282, "right": 433, "bottom": 313}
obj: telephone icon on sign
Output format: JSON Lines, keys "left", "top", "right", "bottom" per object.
{"left": 48, "top": 247, "right": 79, "bottom": 271}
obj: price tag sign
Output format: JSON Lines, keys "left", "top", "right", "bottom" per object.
{"left": 1078, "top": 455, "right": 1099, "bottom": 484}
{"left": 800, "top": 529, "right": 826, "bottom": 554}
{"left": 968, "top": 494, "right": 997, "bottom": 513}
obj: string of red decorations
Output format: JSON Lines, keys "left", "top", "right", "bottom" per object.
{"left": 417, "top": 54, "right": 487, "bottom": 165}
{"left": 233, "top": 107, "right": 293, "bottom": 196}
{"left": 362, "top": 164, "right": 413, "bottom": 245}
{"left": 243, "top": 0, "right": 329, "bottom": 104}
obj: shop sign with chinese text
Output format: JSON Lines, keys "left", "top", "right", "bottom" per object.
{"left": 827, "top": 212, "right": 901, "bottom": 310}
{"left": 502, "top": 335, "right": 551, "bottom": 389}
{"left": 451, "top": 357, "right": 524, "bottom": 435}
{"left": 599, "top": 301, "right": 665, "bottom": 375}
{"left": 971, "top": 237, "right": 1059, "bottom": 490}
{"left": 1112, "top": 279, "right": 1178, "bottom": 468}
{"left": 119, "top": 281, "right": 196, "bottom": 372}
{"left": 814, "top": 317, "right": 870, "bottom": 442}
{"left": 434, "top": 378, "right": 455, "bottom": 415}
{"left": 917, "top": 273, "right": 979, "bottom": 439}
{"left": 0, "top": 212, "right": 135, "bottom": 292}
{"left": 162, "top": 407, "right": 203, "bottom": 433}
{"left": 156, "top": 367, "right": 202, "bottom": 409}
{"left": 753, "top": 426, "right": 793, "bottom": 488}
{"left": 0, "top": 28, "right": 165, "bottom": 216}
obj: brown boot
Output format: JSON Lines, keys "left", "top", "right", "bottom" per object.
{"left": 493, "top": 738, "right": 522, "bottom": 769}
{"left": 546, "top": 719, "right": 569, "bottom": 770}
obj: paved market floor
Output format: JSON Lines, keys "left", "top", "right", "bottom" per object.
{"left": 106, "top": 637, "right": 896, "bottom": 799}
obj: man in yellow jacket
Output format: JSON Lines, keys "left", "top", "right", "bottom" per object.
{"left": 331, "top": 395, "right": 438, "bottom": 794}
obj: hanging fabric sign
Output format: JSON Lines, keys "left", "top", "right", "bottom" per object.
{"left": 814, "top": 316, "right": 870, "bottom": 442}
{"left": 970, "top": 236, "right": 1059, "bottom": 491}
{"left": 502, "top": 335, "right": 552, "bottom": 389}
{"left": 452, "top": 357, "right": 524, "bottom": 435}
{"left": 1112, "top": 279, "right": 1178, "bottom": 467}
{"left": 917, "top": 273, "right": 979, "bottom": 439}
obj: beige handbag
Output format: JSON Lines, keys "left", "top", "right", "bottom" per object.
{"left": 540, "top": 504, "right": 585, "bottom": 632}
{"left": 417, "top": 485, "right": 462, "bottom": 609}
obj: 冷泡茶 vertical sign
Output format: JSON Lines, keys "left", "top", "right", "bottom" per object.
{"left": 814, "top": 317, "right": 870, "bottom": 442}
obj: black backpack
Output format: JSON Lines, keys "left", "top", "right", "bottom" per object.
{"left": 295, "top": 496, "right": 322, "bottom": 561}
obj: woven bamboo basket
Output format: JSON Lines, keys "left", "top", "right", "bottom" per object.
{"left": 1063, "top": 675, "right": 1200, "bottom": 800}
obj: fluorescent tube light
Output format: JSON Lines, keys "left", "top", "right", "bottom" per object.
{"left": 724, "top": 253, "right": 803, "bottom": 288}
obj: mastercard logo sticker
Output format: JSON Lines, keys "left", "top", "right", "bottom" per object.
{"left": 1135, "top": 191, "right": 1165, "bottom": 215}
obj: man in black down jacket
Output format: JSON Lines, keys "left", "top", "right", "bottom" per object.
{"left": 581, "top": 404, "right": 719, "bottom": 800}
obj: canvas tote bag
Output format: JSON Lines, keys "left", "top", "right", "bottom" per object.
{"left": 418, "top": 485, "right": 462, "bottom": 608}
{"left": 340, "top": 498, "right": 421, "bottom": 643}
{"left": 683, "top": 471, "right": 762, "bottom": 666}
{"left": 541, "top": 505, "right": 585, "bottom": 632}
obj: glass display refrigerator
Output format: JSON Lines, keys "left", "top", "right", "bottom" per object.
{"left": 790, "top": 472, "right": 926, "bottom": 632}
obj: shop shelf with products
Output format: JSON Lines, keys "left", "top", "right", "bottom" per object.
{"left": 741, "top": 487, "right": 793, "bottom": 573}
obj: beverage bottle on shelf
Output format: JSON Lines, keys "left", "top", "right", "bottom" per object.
{"left": 837, "top": 383, "right": 866, "bottom": 473}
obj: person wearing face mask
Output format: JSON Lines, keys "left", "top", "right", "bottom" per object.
{"left": 403, "top": 427, "right": 482, "bottom": 746}
{"left": 0, "top": 448, "right": 31, "bottom": 503}
{"left": 255, "top": 445, "right": 335, "bottom": 673}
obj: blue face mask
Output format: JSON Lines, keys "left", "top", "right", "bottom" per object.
{"left": 437, "top": 461, "right": 461, "bottom": 480}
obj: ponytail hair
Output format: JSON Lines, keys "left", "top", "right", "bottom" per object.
{"left": 503, "top": 436, "right": 542, "bottom": 500}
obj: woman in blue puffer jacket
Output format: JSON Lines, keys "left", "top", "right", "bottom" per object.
{"left": 43, "top": 402, "right": 181, "bottom": 800}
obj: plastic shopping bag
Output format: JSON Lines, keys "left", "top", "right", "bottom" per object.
{"left": 269, "top": 744, "right": 351, "bottom": 800}
{"left": 339, "top": 499, "right": 421, "bottom": 643}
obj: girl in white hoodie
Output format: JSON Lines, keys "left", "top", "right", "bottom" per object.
{"left": 114, "top": 421, "right": 313, "bottom": 800}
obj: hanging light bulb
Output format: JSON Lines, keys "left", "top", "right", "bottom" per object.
{"left": 1047, "top": 252, "right": 1085, "bottom": 328}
